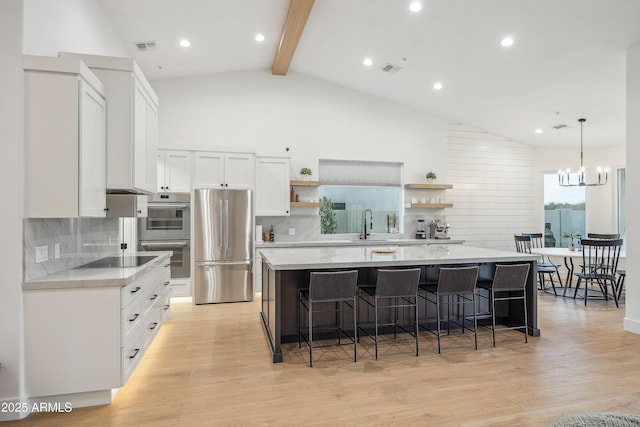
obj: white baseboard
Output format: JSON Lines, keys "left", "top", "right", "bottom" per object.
{"left": 170, "top": 296, "right": 192, "bottom": 304}
{"left": 624, "top": 317, "right": 640, "bottom": 334}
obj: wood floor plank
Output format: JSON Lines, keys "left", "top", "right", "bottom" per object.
{"left": 6, "top": 292, "right": 640, "bottom": 426}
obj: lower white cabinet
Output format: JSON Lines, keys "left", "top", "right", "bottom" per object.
{"left": 24, "top": 255, "right": 171, "bottom": 405}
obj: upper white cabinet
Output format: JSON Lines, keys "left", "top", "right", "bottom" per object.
{"left": 60, "top": 53, "right": 158, "bottom": 195}
{"left": 24, "top": 55, "right": 107, "bottom": 218}
{"left": 157, "top": 150, "right": 191, "bottom": 193}
{"left": 192, "top": 152, "right": 254, "bottom": 189}
{"left": 255, "top": 157, "right": 290, "bottom": 216}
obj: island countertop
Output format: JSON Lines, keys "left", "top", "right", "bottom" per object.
{"left": 259, "top": 244, "right": 538, "bottom": 271}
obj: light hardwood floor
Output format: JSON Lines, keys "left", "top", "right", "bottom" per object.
{"left": 7, "top": 291, "right": 640, "bottom": 427}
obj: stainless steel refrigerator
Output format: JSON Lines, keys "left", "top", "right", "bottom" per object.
{"left": 193, "top": 188, "right": 253, "bottom": 304}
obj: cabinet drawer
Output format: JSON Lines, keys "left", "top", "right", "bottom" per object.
{"left": 121, "top": 301, "right": 143, "bottom": 344}
{"left": 122, "top": 279, "right": 144, "bottom": 308}
{"left": 143, "top": 308, "right": 161, "bottom": 350}
{"left": 121, "top": 331, "right": 143, "bottom": 384}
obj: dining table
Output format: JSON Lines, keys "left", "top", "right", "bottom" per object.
{"left": 530, "top": 247, "right": 626, "bottom": 297}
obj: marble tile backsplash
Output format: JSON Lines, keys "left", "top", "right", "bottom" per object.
{"left": 24, "top": 217, "right": 120, "bottom": 281}
{"left": 255, "top": 213, "right": 446, "bottom": 242}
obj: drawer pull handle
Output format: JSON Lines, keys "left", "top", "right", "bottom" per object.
{"left": 129, "top": 348, "right": 140, "bottom": 359}
{"left": 163, "top": 304, "right": 170, "bottom": 311}
{"left": 150, "top": 294, "right": 158, "bottom": 301}
{"left": 164, "top": 264, "right": 170, "bottom": 268}
{"left": 129, "top": 313, "right": 140, "bottom": 322}
{"left": 149, "top": 322, "right": 158, "bottom": 330}
{"left": 163, "top": 281, "right": 170, "bottom": 286}
{"left": 130, "top": 286, "right": 141, "bottom": 294}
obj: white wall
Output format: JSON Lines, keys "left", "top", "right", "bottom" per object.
{"left": 23, "top": 0, "right": 129, "bottom": 58}
{"left": 446, "top": 124, "right": 536, "bottom": 250}
{"left": 625, "top": 44, "right": 640, "bottom": 334}
{"left": 0, "top": 0, "right": 26, "bottom": 420}
{"left": 153, "top": 71, "right": 448, "bottom": 182}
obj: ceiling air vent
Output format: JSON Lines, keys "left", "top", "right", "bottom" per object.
{"left": 133, "top": 41, "right": 157, "bottom": 53}
{"left": 552, "top": 124, "right": 569, "bottom": 130}
{"left": 380, "top": 63, "right": 403, "bottom": 74}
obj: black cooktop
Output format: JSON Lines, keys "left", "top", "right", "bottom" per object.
{"left": 76, "top": 255, "right": 156, "bottom": 269}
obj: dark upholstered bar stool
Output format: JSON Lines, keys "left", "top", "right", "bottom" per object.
{"left": 419, "top": 266, "right": 479, "bottom": 353}
{"left": 357, "top": 268, "right": 421, "bottom": 359}
{"left": 297, "top": 270, "right": 358, "bottom": 367}
{"left": 476, "top": 264, "right": 530, "bottom": 346}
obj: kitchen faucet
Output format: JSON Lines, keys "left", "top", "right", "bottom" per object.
{"left": 363, "top": 209, "right": 373, "bottom": 239}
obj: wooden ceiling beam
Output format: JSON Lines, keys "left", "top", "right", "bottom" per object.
{"left": 272, "top": 0, "right": 315, "bottom": 76}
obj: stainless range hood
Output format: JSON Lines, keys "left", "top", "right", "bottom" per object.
{"left": 106, "top": 194, "right": 148, "bottom": 218}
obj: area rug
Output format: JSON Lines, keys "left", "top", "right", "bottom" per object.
{"left": 550, "top": 412, "right": 640, "bottom": 426}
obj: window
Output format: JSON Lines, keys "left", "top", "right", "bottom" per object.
{"left": 543, "top": 173, "right": 585, "bottom": 247}
{"left": 318, "top": 159, "right": 403, "bottom": 235}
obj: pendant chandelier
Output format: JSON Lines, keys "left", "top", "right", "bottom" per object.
{"left": 558, "top": 118, "right": 608, "bottom": 187}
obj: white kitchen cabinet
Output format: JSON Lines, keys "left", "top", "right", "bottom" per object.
{"left": 61, "top": 54, "right": 159, "bottom": 195}
{"left": 192, "top": 151, "right": 255, "bottom": 189}
{"left": 255, "top": 156, "right": 290, "bottom": 216}
{"left": 158, "top": 150, "right": 191, "bottom": 193}
{"left": 24, "top": 255, "right": 171, "bottom": 405}
{"left": 24, "top": 55, "right": 107, "bottom": 218}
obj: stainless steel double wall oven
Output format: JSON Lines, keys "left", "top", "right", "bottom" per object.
{"left": 138, "top": 193, "right": 191, "bottom": 278}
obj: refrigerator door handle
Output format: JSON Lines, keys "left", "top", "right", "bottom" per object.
{"left": 195, "top": 260, "right": 252, "bottom": 267}
{"left": 218, "top": 199, "right": 224, "bottom": 250}
{"left": 224, "top": 199, "right": 229, "bottom": 252}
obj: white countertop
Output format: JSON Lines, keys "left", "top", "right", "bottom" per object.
{"left": 259, "top": 244, "right": 538, "bottom": 270}
{"left": 22, "top": 251, "right": 172, "bottom": 290}
{"left": 255, "top": 238, "right": 464, "bottom": 248}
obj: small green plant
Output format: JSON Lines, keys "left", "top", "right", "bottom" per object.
{"left": 320, "top": 196, "right": 338, "bottom": 234}
{"left": 425, "top": 171, "right": 437, "bottom": 180}
{"left": 300, "top": 167, "right": 312, "bottom": 176}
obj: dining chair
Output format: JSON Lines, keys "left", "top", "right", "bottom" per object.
{"left": 573, "top": 238, "right": 623, "bottom": 307}
{"left": 522, "top": 232, "right": 563, "bottom": 283}
{"left": 514, "top": 235, "right": 558, "bottom": 296}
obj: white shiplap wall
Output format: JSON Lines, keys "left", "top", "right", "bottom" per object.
{"left": 447, "top": 123, "right": 536, "bottom": 250}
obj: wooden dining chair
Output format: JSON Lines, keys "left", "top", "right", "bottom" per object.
{"left": 573, "top": 238, "right": 623, "bottom": 307}
{"left": 514, "top": 235, "right": 558, "bottom": 296}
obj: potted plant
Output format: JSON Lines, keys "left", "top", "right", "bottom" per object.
{"left": 425, "top": 171, "right": 437, "bottom": 182}
{"left": 562, "top": 232, "right": 582, "bottom": 251}
{"left": 300, "top": 167, "right": 312, "bottom": 181}
{"left": 320, "top": 196, "right": 337, "bottom": 234}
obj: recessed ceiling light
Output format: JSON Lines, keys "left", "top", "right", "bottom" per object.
{"left": 409, "top": 1, "right": 422, "bottom": 12}
{"left": 255, "top": 33, "right": 265, "bottom": 42}
{"left": 501, "top": 37, "right": 514, "bottom": 47}
{"left": 535, "top": 128, "right": 544, "bottom": 134}
{"left": 363, "top": 58, "right": 373, "bottom": 67}
{"left": 179, "top": 39, "right": 191, "bottom": 48}
{"left": 433, "top": 82, "right": 443, "bottom": 90}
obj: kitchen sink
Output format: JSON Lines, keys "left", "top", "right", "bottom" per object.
{"left": 76, "top": 255, "right": 156, "bottom": 269}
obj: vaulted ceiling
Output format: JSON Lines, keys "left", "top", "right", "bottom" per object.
{"left": 98, "top": 0, "right": 640, "bottom": 149}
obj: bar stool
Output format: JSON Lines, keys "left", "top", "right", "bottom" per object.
{"left": 476, "top": 264, "right": 530, "bottom": 346}
{"left": 419, "top": 266, "right": 479, "bottom": 353}
{"left": 357, "top": 268, "right": 421, "bottom": 359}
{"left": 297, "top": 270, "right": 358, "bottom": 367}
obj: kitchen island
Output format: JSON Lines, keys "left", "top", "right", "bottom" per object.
{"left": 259, "top": 245, "right": 540, "bottom": 362}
